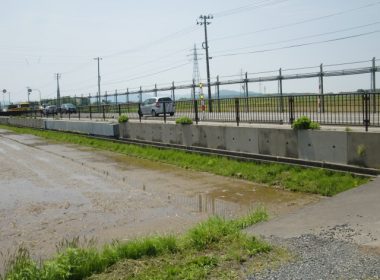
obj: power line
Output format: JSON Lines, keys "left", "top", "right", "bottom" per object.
{"left": 212, "top": 21, "right": 380, "bottom": 55}
{"left": 213, "top": 30, "right": 380, "bottom": 59}
{"left": 102, "top": 62, "right": 191, "bottom": 87}
{"left": 102, "top": 47, "right": 190, "bottom": 78}
{"left": 211, "top": 1, "right": 380, "bottom": 42}
{"left": 61, "top": 57, "right": 190, "bottom": 93}
{"left": 62, "top": 62, "right": 192, "bottom": 93}
{"left": 103, "top": 25, "right": 199, "bottom": 58}
{"left": 324, "top": 60, "right": 372, "bottom": 68}
{"left": 213, "top": 0, "right": 291, "bottom": 18}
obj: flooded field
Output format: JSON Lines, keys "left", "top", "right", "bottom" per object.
{"left": 0, "top": 128, "right": 320, "bottom": 272}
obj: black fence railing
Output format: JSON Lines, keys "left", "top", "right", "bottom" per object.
{"left": 2, "top": 92, "right": 379, "bottom": 131}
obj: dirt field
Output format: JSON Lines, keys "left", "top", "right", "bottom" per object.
{"left": 0, "top": 128, "right": 319, "bottom": 273}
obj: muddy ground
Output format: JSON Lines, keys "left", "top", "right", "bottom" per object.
{"left": 0, "top": 128, "right": 319, "bottom": 273}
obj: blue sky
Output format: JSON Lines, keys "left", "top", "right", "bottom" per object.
{"left": 0, "top": 0, "right": 379, "bottom": 103}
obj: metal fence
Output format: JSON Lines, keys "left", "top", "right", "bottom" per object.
{"left": 3, "top": 91, "right": 379, "bottom": 131}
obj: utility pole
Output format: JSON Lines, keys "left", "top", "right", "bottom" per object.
{"left": 197, "top": 14, "right": 213, "bottom": 112}
{"left": 94, "top": 57, "right": 102, "bottom": 105}
{"left": 27, "top": 88, "right": 32, "bottom": 103}
{"left": 55, "top": 73, "right": 61, "bottom": 107}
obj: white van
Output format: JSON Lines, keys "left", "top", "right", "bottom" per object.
{"left": 139, "top": 97, "right": 175, "bottom": 117}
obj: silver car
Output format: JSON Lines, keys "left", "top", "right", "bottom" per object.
{"left": 139, "top": 97, "right": 175, "bottom": 117}
{"left": 43, "top": 105, "right": 58, "bottom": 115}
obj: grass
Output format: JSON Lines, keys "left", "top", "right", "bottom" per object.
{"left": 0, "top": 124, "right": 369, "bottom": 196}
{"left": 2, "top": 210, "right": 272, "bottom": 280}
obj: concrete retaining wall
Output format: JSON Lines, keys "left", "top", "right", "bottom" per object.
{"left": 0, "top": 117, "right": 9, "bottom": 125}
{"left": 120, "top": 122, "right": 380, "bottom": 169}
{"left": 8, "top": 118, "right": 45, "bottom": 129}
{"left": 0, "top": 117, "right": 119, "bottom": 137}
{"left": 45, "top": 120, "right": 119, "bottom": 137}
{"left": 0, "top": 117, "right": 44, "bottom": 129}
{"left": 2, "top": 116, "right": 379, "bottom": 169}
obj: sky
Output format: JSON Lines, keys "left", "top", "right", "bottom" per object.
{"left": 0, "top": 0, "right": 379, "bottom": 104}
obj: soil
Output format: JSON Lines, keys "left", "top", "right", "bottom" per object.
{"left": 0, "top": 128, "right": 319, "bottom": 273}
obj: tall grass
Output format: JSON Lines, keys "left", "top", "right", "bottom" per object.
{"left": 2, "top": 210, "right": 268, "bottom": 280}
{"left": 0, "top": 125, "right": 369, "bottom": 196}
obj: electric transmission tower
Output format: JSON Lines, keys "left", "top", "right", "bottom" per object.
{"left": 192, "top": 44, "right": 202, "bottom": 100}
{"left": 94, "top": 57, "right": 102, "bottom": 106}
{"left": 55, "top": 73, "right": 61, "bottom": 107}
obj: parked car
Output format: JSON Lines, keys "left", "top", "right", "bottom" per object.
{"left": 59, "top": 103, "right": 77, "bottom": 114}
{"left": 139, "top": 97, "right": 175, "bottom": 117}
{"left": 43, "top": 105, "right": 58, "bottom": 115}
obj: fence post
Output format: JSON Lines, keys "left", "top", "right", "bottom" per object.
{"left": 245, "top": 72, "right": 249, "bottom": 113}
{"left": 115, "top": 89, "right": 118, "bottom": 105}
{"left": 171, "top": 81, "right": 175, "bottom": 101}
{"left": 139, "top": 86, "right": 143, "bottom": 103}
{"left": 118, "top": 104, "right": 121, "bottom": 116}
{"left": 216, "top": 75, "right": 221, "bottom": 113}
{"left": 154, "top": 84, "right": 158, "bottom": 97}
{"left": 372, "top": 57, "right": 376, "bottom": 113}
{"left": 319, "top": 64, "right": 325, "bottom": 113}
{"left": 163, "top": 102, "right": 167, "bottom": 123}
{"left": 363, "top": 93, "right": 370, "bottom": 132}
{"left": 289, "top": 96, "right": 295, "bottom": 124}
{"left": 126, "top": 88, "right": 129, "bottom": 104}
{"left": 235, "top": 98, "right": 240, "bottom": 127}
{"left": 89, "top": 105, "right": 92, "bottom": 120}
{"left": 279, "top": 68, "right": 284, "bottom": 113}
{"left": 78, "top": 107, "right": 81, "bottom": 120}
{"left": 138, "top": 103, "right": 142, "bottom": 123}
{"left": 102, "top": 105, "right": 105, "bottom": 120}
{"left": 192, "top": 79, "right": 196, "bottom": 100}
{"left": 194, "top": 99, "right": 199, "bottom": 124}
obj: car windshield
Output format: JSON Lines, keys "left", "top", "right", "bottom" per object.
{"left": 158, "top": 97, "right": 172, "bottom": 102}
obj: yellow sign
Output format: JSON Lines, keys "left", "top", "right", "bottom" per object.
{"left": 199, "top": 83, "right": 203, "bottom": 88}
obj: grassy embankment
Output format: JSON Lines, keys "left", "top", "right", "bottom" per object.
{"left": 0, "top": 124, "right": 368, "bottom": 196}
{"left": 3, "top": 210, "right": 287, "bottom": 280}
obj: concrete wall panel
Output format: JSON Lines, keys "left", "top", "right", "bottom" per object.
{"left": 225, "top": 127, "right": 259, "bottom": 154}
{"left": 298, "top": 130, "right": 347, "bottom": 164}
{"left": 0, "top": 117, "right": 9, "bottom": 125}
{"left": 258, "top": 128, "right": 298, "bottom": 158}
{"left": 8, "top": 117, "right": 44, "bottom": 129}
{"left": 347, "top": 132, "right": 380, "bottom": 169}
{"left": 193, "top": 126, "right": 226, "bottom": 149}
{"left": 45, "top": 120, "right": 117, "bottom": 137}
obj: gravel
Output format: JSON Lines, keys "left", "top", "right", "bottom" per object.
{"left": 248, "top": 230, "right": 380, "bottom": 280}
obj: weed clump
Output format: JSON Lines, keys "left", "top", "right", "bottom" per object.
{"left": 175, "top": 116, "right": 193, "bottom": 125}
{"left": 117, "top": 114, "right": 129, "bottom": 123}
{"left": 292, "top": 116, "right": 320, "bottom": 130}
{"left": 2, "top": 210, "right": 269, "bottom": 280}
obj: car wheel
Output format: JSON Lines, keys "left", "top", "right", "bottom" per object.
{"left": 151, "top": 110, "right": 157, "bottom": 117}
{"left": 170, "top": 112, "right": 174, "bottom": 116}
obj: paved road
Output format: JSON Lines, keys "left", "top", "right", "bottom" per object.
{"left": 247, "top": 177, "right": 380, "bottom": 248}
{"left": 247, "top": 177, "right": 380, "bottom": 279}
